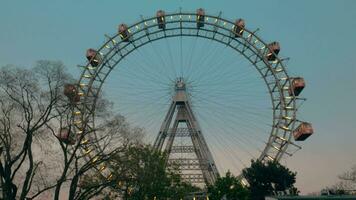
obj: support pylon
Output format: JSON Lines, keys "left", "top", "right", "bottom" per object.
{"left": 153, "top": 78, "right": 219, "bottom": 186}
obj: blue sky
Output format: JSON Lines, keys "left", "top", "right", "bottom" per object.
{"left": 1, "top": 0, "right": 356, "bottom": 194}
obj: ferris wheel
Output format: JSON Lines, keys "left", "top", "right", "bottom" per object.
{"left": 62, "top": 8, "right": 314, "bottom": 186}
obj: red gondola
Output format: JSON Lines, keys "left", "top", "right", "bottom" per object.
{"left": 156, "top": 10, "right": 166, "bottom": 29}
{"left": 64, "top": 84, "right": 80, "bottom": 103}
{"left": 293, "top": 122, "right": 314, "bottom": 141}
{"left": 196, "top": 8, "right": 205, "bottom": 28}
{"left": 57, "top": 128, "right": 76, "bottom": 145}
{"left": 118, "top": 24, "right": 130, "bottom": 42}
{"left": 289, "top": 77, "right": 305, "bottom": 96}
{"left": 266, "top": 42, "right": 280, "bottom": 61}
{"left": 86, "top": 48, "right": 102, "bottom": 67}
{"left": 233, "top": 19, "right": 245, "bottom": 37}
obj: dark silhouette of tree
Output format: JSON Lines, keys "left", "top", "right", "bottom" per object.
{"left": 53, "top": 113, "right": 143, "bottom": 200}
{"left": 0, "top": 61, "right": 144, "bottom": 199}
{"left": 339, "top": 165, "right": 356, "bottom": 184}
{"left": 242, "top": 160, "right": 298, "bottom": 200}
{"left": 207, "top": 171, "right": 249, "bottom": 200}
{"left": 0, "top": 61, "right": 73, "bottom": 199}
{"left": 323, "top": 165, "right": 356, "bottom": 195}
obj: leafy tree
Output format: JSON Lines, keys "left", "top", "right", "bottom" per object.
{"left": 242, "top": 160, "right": 298, "bottom": 200}
{"left": 207, "top": 171, "right": 249, "bottom": 200}
{"left": 80, "top": 145, "right": 200, "bottom": 199}
{"left": 120, "top": 145, "right": 172, "bottom": 199}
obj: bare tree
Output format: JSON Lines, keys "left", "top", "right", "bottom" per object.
{"left": 52, "top": 112, "right": 143, "bottom": 200}
{"left": 339, "top": 165, "right": 356, "bottom": 183}
{"left": 0, "top": 61, "right": 144, "bottom": 200}
{"left": 66, "top": 115, "right": 144, "bottom": 200}
{"left": 323, "top": 165, "right": 356, "bottom": 195}
{"left": 337, "top": 165, "right": 356, "bottom": 194}
{"left": 0, "top": 61, "right": 72, "bottom": 199}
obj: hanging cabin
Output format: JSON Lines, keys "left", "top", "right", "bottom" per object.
{"left": 289, "top": 77, "right": 305, "bottom": 96}
{"left": 233, "top": 19, "right": 245, "bottom": 37}
{"left": 86, "top": 48, "right": 102, "bottom": 67}
{"left": 196, "top": 8, "right": 205, "bottom": 28}
{"left": 293, "top": 122, "right": 314, "bottom": 141}
{"left": 118, "top": 24, "right": 130, "bottom": 42}
{"left": 64, "top": 84, "right": 80, "bottom": 103}
{"left": 57, "top": 128, "right": 76, "bottom": 145}
{"left": 266, "top": 42, "right": 280, "bottom": 61}
{"left": 156, "top": 10, "right": 166, "bottom": 29}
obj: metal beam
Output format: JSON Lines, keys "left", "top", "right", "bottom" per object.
{"left": 154, "top": 78, "right": 220, "bottom": 186}
{"left": 170, "top": 145, "right": 195, "bottom": 153}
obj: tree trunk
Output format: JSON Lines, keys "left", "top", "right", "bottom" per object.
{"left": 68, "top": 174, "right": 79, "bottom": 200}
{"left": 19, "top": 136, "right": 33, "bottom": 200}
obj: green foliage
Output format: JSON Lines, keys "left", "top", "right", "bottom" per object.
{"left": 81, "top": 145, "right": 200, "bottom": 199}
{"left": 242, "top": 160, "right": 298, "bottom": 200}
{"left": 121, "top": 145, "right": 172, "bottom": 199}
{"left": 120, "top": 145, "right": 200, "bottom": 199}
{"left": 207, "top": 171, "right": 249, "bottom": 200}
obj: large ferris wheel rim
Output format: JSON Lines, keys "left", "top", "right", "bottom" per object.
{"left": 75, "top": 10, "right": 299, "bottom": 171}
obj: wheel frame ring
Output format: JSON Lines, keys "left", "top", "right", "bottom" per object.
{"left": 72, "top": 11, "right": 298, "bottom": 180}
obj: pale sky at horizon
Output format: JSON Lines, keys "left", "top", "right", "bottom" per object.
{"left": 1, "top": 0, "right": 356, "bottom": 195}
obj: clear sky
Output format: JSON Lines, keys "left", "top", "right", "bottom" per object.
{"left": 1, "top": 0, "right": 356, "bottom": 195}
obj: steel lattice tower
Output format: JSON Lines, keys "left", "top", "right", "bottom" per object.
{"left": 153, "top": 78, "right": 219, "bottom": 186}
